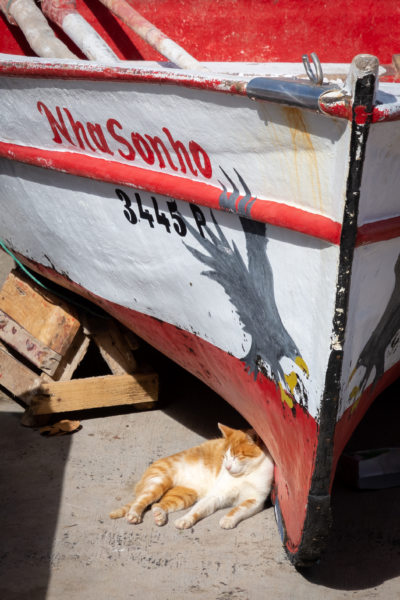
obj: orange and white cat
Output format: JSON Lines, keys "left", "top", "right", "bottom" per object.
{"left": 110, "top": 423, "right": 274, "bottom": 530}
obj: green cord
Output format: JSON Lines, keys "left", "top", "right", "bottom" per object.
{"left": 0, "top": 238, "right": 107, "bottom": 319}
{"left": 0, "top": 238, "right": 52, "bottom": 291}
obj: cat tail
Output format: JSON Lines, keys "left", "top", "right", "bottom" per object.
{"left": 109, "top": 503, "right": 133, "bottom": 519}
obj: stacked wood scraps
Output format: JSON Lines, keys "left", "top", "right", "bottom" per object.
{"left": 0, "top": 269, "right": 158, "bottom": 426}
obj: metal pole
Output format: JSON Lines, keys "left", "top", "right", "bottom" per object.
{"left": 97, "top": 0, "right": 206, "bottom": 70}
{"left": 0, "top": 0, "right": 77, "bottom": 59}
{"left": 41, "top": 0, "right": 119, "bottom": 63}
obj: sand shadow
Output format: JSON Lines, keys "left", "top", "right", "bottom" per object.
{"left": 0, "top": 400, "right": 72, "bottom": 600}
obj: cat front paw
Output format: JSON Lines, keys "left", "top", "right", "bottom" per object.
{"left": 152, "top": 504, "right": 167, "bottom": 526}
{"left": 126, "top": 509, "right": 142, "bottom": 524}
{"left": 174, "top": 515, "right": 195, "bottom": 530}
{"left": 219, "top": 515, "right": 236, "bottom": 529}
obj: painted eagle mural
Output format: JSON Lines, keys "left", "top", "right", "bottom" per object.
{"left": 350, "top": 252, "right": 400, "bottom": 406}
{"left": 184, "top": 172, "right": 309, "bottom": 410}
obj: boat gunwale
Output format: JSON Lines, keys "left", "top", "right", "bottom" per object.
{"left": 2, "top": 54, "right": 400, "bottom": 122}
{"left": 0, "top": 54, "right": 250, "bottom": 95}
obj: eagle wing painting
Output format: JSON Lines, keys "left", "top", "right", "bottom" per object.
{"left": 349, "top": 252, "right": 400, "bottom": 409}
{"left": 184, "top": 172, "right": 309, "bottom": 410}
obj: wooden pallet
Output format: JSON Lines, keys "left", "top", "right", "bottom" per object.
{"left": 0, "top": 269, "right": 158, "bottom": 425}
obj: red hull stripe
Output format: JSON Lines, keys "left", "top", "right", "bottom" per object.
{"left": 356, "top": 215, "right": 400, "bottom": 246}
{"left": 0, "top": 141, "right": 343, "bottom": 244}
{"left": 0, "top": 60, "right": 247, "bottom": 95}
{"left": 372, "top": 104, "right": 400, "bottom": 123}
{"left": 319, "top": 101, "right": 400, "bottom": 123}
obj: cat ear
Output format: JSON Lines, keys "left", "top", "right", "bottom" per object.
{"left": 246, "top": 428, "right": 260, "bottom": 444}
{"left": 218, "top": 423, "right": 235, "bottom": 438}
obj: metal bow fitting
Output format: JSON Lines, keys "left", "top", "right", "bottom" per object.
{"left": 302, "top": 52, "right": 323, "bottom": 85}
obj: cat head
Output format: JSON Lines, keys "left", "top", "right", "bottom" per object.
{"left": 218, "top": 423, "right": 263, "bottom": 477}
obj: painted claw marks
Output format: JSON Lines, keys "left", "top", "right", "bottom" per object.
{"left": 218, "top": 168, "right": 257, "bottom": 217}
{"left": 184, "top": 207, "right": 309, "bottom": 411}
{"left": 279, "top": 357, "right": 310, "bottom": 410}
{"left": 349, "top": 252, "right": 400, "bottom": 411}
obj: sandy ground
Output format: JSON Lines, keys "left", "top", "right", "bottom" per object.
{"left": 0, "top": 250, "right": 399, "bottom": 600}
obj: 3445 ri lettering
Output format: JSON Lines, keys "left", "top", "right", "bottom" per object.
{"left": 116, "top": 189, "right": 207, "bottom": 238}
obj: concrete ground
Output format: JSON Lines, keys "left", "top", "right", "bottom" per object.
{"left": 0, "top": 251, "right": 399, "bottom": 600}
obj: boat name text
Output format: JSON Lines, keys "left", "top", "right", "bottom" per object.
{"left": 37, "top": 101, "right": 212, "bottom": 180}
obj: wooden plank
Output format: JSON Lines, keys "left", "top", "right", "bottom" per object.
{"left": 122, "top": 330, "right": 140, "bottom": 351}
{"left": 86, "top": 317, "right": 137, "bottom": 374}
{"left": 30, "top": 372, "right": 159, "bottom": 414}
{"left": 0, "top": 309, "right": 62, "bottom": 375}
{"left": 0, "top": 270, "right": 80, "bottom": 355}
{"left": 52, "top": 328, "right": 90, "bottom": 381}
{"left": 0, "top": 341, "right": 43, "bottom": 403}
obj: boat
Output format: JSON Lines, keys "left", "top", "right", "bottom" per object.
{"left": 0, "top": 0, "right": 399, "bottom": 567}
